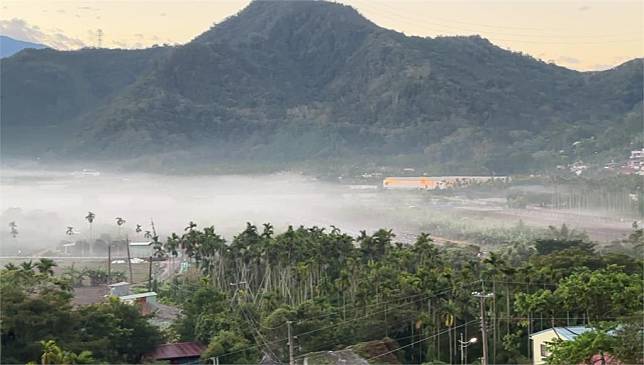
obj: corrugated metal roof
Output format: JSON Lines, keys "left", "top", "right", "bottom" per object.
{"left": 149, "top": 342, "right": 206, "bottom": 360}
{"left": 556, "top": 326, "right": 593, "bottom": 341}
{"left": 130, "top": 241, "right": 152, "bottom": 246}
{"left": 530, "top": 326, "right": 591, "bottom": 341}
{"left": 119, "top": 291, "right": 156, "bottom": 300}
{"left": 108, "top": 281, "right": 129, "bottom": 287}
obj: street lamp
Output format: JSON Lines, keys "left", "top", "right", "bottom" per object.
{"left": 459, "top": 333, "right": 478, "bottom": 365}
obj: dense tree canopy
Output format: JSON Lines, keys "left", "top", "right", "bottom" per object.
{"left": 157, "top": 222, "right": 643, "bottom": 364}
{"left": 0, "top": 263, "right": 161, "bottom": 364}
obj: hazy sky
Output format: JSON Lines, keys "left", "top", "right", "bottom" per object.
{"left": 1, "top": 1, "right": 642, "bottom": 71}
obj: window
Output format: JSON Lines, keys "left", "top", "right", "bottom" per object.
{"left": 540, "top": 343, "right": 550, "bottom": 357}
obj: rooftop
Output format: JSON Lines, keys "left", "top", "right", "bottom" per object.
{"left": 108, "top": 281, "right": 129, "bottom": 287}
{"left": 129, "top": 241, "right": 152, "bottom": 246}
{"left": 148, "top": 342, "right": 206, "bottom": 360}
{"left": 119, "top": 291, "right": 157, "bottom": 300}
{"left": 530, "top": 326, "right": 592, "bottom": 341}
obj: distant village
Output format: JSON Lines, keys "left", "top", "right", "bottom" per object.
{"left": 566, "top": 148, "right": 644, "bottom": 176}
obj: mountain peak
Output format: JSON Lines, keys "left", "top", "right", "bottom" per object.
{"left": 193, "top": 0, "right": 377, "bottom": 45}
{"left": 0, "top": 35, "right": 47, "bottom": 58}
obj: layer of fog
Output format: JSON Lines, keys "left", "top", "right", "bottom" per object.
{"left": 1, "top": 168, "right": 399, "bottom": 254}
{"left": 1, "top": 168, "right": 633, "bottom": 255}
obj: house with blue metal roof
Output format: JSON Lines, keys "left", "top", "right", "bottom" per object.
{"left": 530, "top": 326, "right": 592, "bottom": 364}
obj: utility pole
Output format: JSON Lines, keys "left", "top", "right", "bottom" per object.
{"left": 148, "top": 255, "right": 153, "bottom": 291}
{"left": 287, "top": 320, "right": 295, "bottom": 365}
{"left": 107, "top": 243, "right": 112, "bottom": 285}
{"left": 473, "top": 291, "right": 494, "bottom": 365}
{"left": 97, "top": 29, "right": 103, "bottom": 48}
{"left": 125, "top": 235, "right": 133, "bottom": 283}
{"left": 460, "top": 333, "right": 465, "bottom": 365}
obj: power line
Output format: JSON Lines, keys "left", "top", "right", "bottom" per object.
{"left": 258, "top": 280, "right": 481, "bottom": 330}
{"left": 353, "top": 0, "right": 643, "bottom": 44}
{"left": 473, "top": 291, "right": 494, "bottom": 365}
{"left": 367, "top": 319, "right": 479, "bottom": 362}
{"left": 293, "top": 282, "right": 481, "bottom": 340}
{"left": 356, "top": 0, "right": 643, "bottom": 39}
{"left": 215, "top": 281, "right": 481, "bottom": 360}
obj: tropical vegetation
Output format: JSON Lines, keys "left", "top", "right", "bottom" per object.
{"left": 156, "top": 222, "right": 643, "bottom": 364}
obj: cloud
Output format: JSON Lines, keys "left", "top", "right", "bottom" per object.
{"left": 0, "top": 18, "right": 86, "bottom": 50}
{"left": 557, "top": 56, "right": 581, "bottom": 65}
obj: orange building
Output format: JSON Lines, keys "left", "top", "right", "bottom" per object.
{"left": 382, "top": 177, "right": 440, "bottom": 190}
{"left": 382, "top": 176, "right": 507, "bottom": 190}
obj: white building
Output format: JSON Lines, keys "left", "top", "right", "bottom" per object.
{"left": 108, "top": 281, "right": 130, "bottom": 297}
{"left": 530, "top": 326, "right": 591, "bottom": 365}
{"left": 628, "top": 148, "right": 644, "bottom": 170}
{"left": 119, "top": 292, "right": 158, "bottom": 315}
{"left": 129, "top": 241, "right": 154, "bottom": 258}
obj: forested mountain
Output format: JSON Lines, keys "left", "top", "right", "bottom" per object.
{"left": 0, "top": 36, "right": 46, "bottom": 58}
{"left": 1, "top": 1, "right": 642, "bottom": 173}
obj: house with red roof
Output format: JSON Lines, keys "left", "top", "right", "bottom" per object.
{"left": 146, "top": 342, "right": 206, "bottom": 364}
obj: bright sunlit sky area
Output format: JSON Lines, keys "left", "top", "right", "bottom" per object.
{"left": 1, "top": 0, "right": 642, "bottom": 71}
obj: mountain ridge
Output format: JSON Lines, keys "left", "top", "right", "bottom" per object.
{"left": 1, "top": 1, "right": 642, "bottom": 173}
{"left": 0, "top": 35, "right": 47, "bottom": 58}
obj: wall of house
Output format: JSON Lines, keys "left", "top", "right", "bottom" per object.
{"left": 531, "top": 332, "right": 556, "bottom": 365}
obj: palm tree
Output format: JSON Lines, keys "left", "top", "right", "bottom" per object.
{"left": 164, "top": 233, "right": 180, "bottom": 258}
{"left": 484, "top": 251, "right": 507, "bottom": 364}
{"left": 65, "top": 226, "right": 76, "bottom": 254}
{"left": 85, "top": 212, "right": 95, "bottom": 255}
{"left": 114, "top": 217, "right": 126, "bottom": 258}
{"left": 9, "top": 221, "right": 18, "bottom": 238}
{"left": 19, "top": 260, "right": 35, "bottom": 273}
{"left": 114, "top": 217, "right": 132, "bottom": 283}
{"left": 36, "top": 258, "right": 57, "bottom": 276}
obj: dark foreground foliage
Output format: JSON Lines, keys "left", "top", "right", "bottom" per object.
{"left": 0, "top": 263, "right": 161, "bottom": 364}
